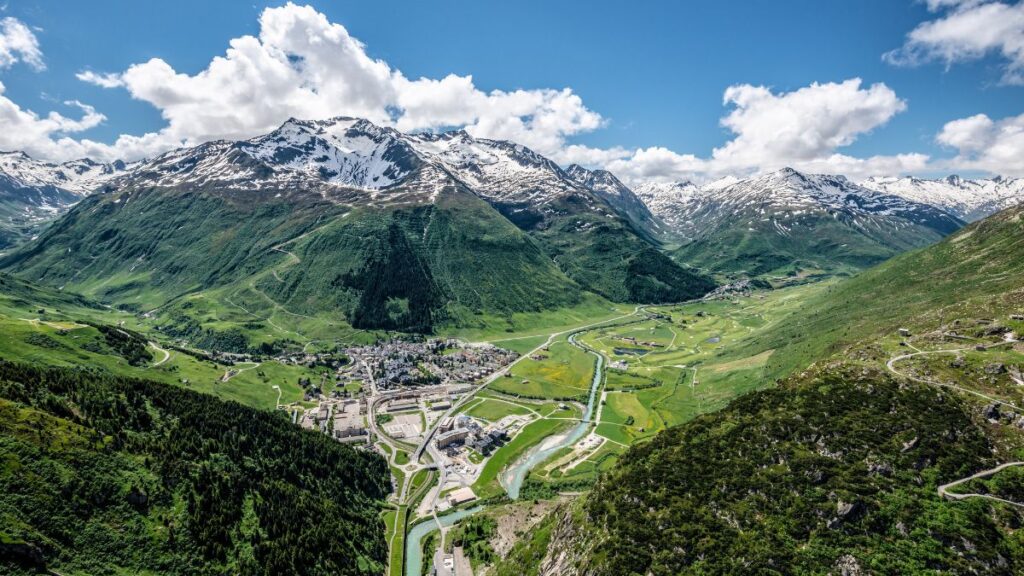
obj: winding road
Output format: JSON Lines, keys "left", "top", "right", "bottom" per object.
{"left": 148, "top": 341, "right": 171, "bottom": 366}
{"left": 885, "top": 343, "right": 1021, "bottom": 412}
{"left": 886, "top": 336, "right": 1024, "bottom": 508}
{"left": 937, "top": 461, "right": 1024, "bottom": 507}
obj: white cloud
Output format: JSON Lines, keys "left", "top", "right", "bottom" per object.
{"left": 0, "top": 81, "right": 108, "bottom": 159}
{"left": 604, "top": 147, "right": 707, "bottom": 183}
{"left": 59, "top": 2, "right": 602, "bottom": 162}
{"left": 711, "top": 78, "right": 907, "bottom": 172}
{"left": 0, "top": 3, "right": 1000, "bottom": 185}
{"left": 936, "top": 111, "right": 1024, "bottom": 175}
{"left": 594, "top": 79, "right": 921, "bottom": 184}
{"left": 76, "top": 70, "right": 124, "bottom": 88}
{"left": 0, "top": 16, "right": 43, "bottom": 70}
{"left": 885, "top": 1, "right": 1024, "bottom": 85}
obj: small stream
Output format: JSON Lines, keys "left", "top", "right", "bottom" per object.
{"left": 499, "top": 333, "right": 604, "bottom": 499}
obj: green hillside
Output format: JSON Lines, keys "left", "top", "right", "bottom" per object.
{"left": 492, "top": 203, "right": 1024, "bottom": 576}
{"left": 672, "top": 205, "right": 955, "bottom": 278}
{"left": 739, "top": 203, "right": 1024, "bottom": 379}
{"left": 0, "top": 181, "right": 585, "bottom": 333}
{"left": 526, "top": 204, "right": 715, "bottom": 303}
{"left": 507, "top": 364, "right": 1022, "bottom": 575}
{"left": 0, "top": 361, "right": 389, "bottom": 576}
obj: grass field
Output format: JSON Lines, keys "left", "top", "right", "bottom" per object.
{"left": 572, "top": 283, "right": 829, "bottom": 446}
{"left": 438, "top": 293, "right": 632, "bottom": 343}
{"left": 463, "top": 396, "right": 535, "bottom": 421}
{"left": 490, "top": 338, "right": 596, "bottom": 400}
{"left": 596, "top": 392, "right": 662, "bottom": 445}
{"left": 0, "top": 311, "right": 332, "bottom": 410}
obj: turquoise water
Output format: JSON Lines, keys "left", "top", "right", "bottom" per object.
{"left": 405, "top": 506, "right": 483, "bottom": 576}
{"left": 499, "top": 333, "right": 604, "bottom": 499}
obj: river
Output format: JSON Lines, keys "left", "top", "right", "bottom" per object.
{"left": 405, "top": 506, "right": 483, "bottom": 576}
{"left": 498, "top": 333, "right": 604, "bottom": 499}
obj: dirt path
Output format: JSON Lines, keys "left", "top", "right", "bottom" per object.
{"left": 938, "top": 461, "right": 1024, "bottom": 507}
{"left": 222, "top": 361, "right": 261, "bottom": 382}
{"left": 148, "top": 341, "right": 171, "bottom": 366}
{"left": 886, "top": 345, "right": 1021, "bottom": 411}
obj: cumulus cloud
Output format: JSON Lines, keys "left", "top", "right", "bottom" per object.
{"left": 884, "top": 1, "right": 1024, "bottom": 85}
{"left": 936, "top": 111, "right": 1024, "bottom": 175}
{"left": 0, "top": 16, "right": 43, "bottom": 70}
{"left": 58, "top": 2, "right": 602, "bottom": 162}
{"left": 0, "top": 81, "right": 109, "bottom": 159}
{"left": 596, "top": 79, "right": 921, "bottom": 184}
{"left": 1, "top": 4, "right": 1000, "bottom": 184}
{"left": 712, "top": 78, "right": 907, "bottom": 172}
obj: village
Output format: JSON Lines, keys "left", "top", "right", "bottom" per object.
{"left": 285, "top": 338, "right": 520, "bottom": 457}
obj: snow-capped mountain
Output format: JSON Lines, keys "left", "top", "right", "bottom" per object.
{"left": 564, "top": 164, "right": 660, "bottom": 235}
{"left": 0, "top": 151, "right": 133, "bottom": 196}
{"left": 632, "top": 180, "right": 702, "bottom": 231}
{"left": 639, "top": 168, "right": 964, "bottom": 275}
{"left": 0, "top": 151, "right": 136, "bottom": 249}
{"left": 125, "top": 117, "right": 626, "bottom": 220}
{"left": 861, "top": 175, "right": 1024, "bottom": 222}
{"left": 2, "top": 117, "right": 716, "bottom": 321}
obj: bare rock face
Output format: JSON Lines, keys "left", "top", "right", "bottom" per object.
{"left": 984, "top": 363, "right": 1007, "bottom": 375}
{"left": 537, "top": 505, "right": 592, "bottom": 576}
{"left": 832, "top": 554, "right": 864, "bottom": 576}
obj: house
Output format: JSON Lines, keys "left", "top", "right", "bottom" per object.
{"left": 898, "top": 328, "right": 911, "bottom": 338}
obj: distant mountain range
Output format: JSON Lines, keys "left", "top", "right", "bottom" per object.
{"left": 3, "top": 117, "right": 1023, "bottom": 319}
{"left": 0, "top": 118, "right": 713, "bottom": 332}
{"left": 0, "top": 151, "right": 131, "bottom": 248}
{"left": 861, "top": 174, "right": 1024, "bottom": 222}
{"left": 639, "top": 168, "right": 965, "bottom": 276}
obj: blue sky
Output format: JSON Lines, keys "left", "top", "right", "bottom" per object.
{"left": 1, "top": 0, "right": 1023, "bottom": 181}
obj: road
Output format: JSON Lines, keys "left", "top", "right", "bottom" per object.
{"left": 886, "top": 337, "right": 1024, "bottom": 509}
{"left": 885, "top": 343, "right": 1021, "bottom": 411}
{"left": 938, "top": 461, "right": 1024, "bottom": 507}
{"left": 148, "top": 341, "right": 171, "bottom": 366}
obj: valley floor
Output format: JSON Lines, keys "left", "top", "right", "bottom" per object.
{"left": 383, "top": 282, "right": 831, "bottom": 576}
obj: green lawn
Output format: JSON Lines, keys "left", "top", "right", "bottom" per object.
{"left": 0, "top": 312, "right": 330, "bottom": 410}
{"left": 488, "top": 335, "right": 550, "bottom": 355}
{"left": 464, "top": 397, "right": 534, "bottom": 421}
{"left": 438, "top": 293, "right": 632, "bottom": 343}
{"left": 596, "top": 392, "right": 663, "bottom": 444}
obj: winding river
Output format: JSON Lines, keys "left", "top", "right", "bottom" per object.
{"left": 402, "top": 325, "right": 622, "bottom": 576}
{"left": 499, "top": 332, "right": 604, "bottom": 499}
{"left": 405, "top": 506, "right": 483, "bottom": 576}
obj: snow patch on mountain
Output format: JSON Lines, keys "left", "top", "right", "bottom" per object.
{"left": 861, "top": 175, "right": 1024, "bottom": 222}
{"left": 0, "top": 151, "right": 133, "bottom": 197}
{"left": 635, "top": 167, "right": 963, "bottom": 238}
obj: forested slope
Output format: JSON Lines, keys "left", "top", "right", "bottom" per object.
{"left": 0, "top": 361, "right": 389, "bottom": 576}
